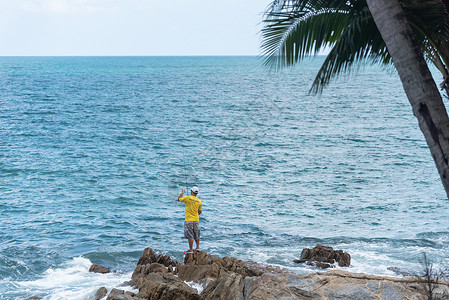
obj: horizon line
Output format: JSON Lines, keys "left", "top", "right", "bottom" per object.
{"left": 0, "top": 54, "right": 329, "bottom": 58}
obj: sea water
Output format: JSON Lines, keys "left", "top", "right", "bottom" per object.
{"left": 1, "top": 56, "right": 448, "bottom": 299}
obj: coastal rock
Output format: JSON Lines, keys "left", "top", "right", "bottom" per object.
{"left": 135, "top": 248, "right": 178, "bottom": 268}
{"left": 94, "top": 287, "right": 108, "bottom": 300}
{"left": 293, "top": 244, "right": 351, "bottom": 268}
{"left": 106, "top": 288, "right": 125, "bottom": 300}
{"left": 89, "top": 264, "right": 111, "bottom": 274}
{"left": 244, "top": 272, "right": 321, "bottom": 299}
{"left": 106, "top": 288, "right": 140, "bottom": 300}
{"left": 201, "top": 272, "right": 245, "bottom": 300}
{"left": 127, "top": 247, "right": 449, "bottom": 300}
{"left": 177, "top": 250, "right": 271, "bottom": 283}
{"left": 133, "top": 272, "right": 200, "bottom": 300}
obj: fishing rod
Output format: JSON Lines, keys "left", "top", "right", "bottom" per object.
{"left": 183, "top": 153, "right": 188, "bottom": 193}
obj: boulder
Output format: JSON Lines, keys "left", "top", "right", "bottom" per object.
{"left": 132, "top": 248, "right": 179, "bottom": 280}
{"left": 106, "top": 288, "right": 141, "bottom": 300}
{"left": 136, "top": 248, "right": 159, "bottom": 266}
{"left": 133, "top": 272, "right": 200, "bottom": 300}
{"left": 294, "top": 244, "right": 351, "bottom": 268}
{"left": 132, "top": 262, "right": 169, "bottom": 279}
{"left": 94, "top": 287, "right": 108, "bottom": 300}
{"left": 89, "top": 264, "right": 111, "bottom": 274}
{"left": 135, "top": 248, "right": 178, "bottom": 268}
{"left": 106, "top": 288, "right": 125, "bottom": 300}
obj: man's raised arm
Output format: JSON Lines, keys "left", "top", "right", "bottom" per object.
{"left": 177, "top": 189, "right": 185, "bottom": 202}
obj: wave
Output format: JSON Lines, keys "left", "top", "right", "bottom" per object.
{"left": 11, "top": 257, "right": 133, "bottom": 300}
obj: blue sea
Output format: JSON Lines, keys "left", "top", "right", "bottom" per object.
{"left": 1, "top": 56, "right": 449, "bottom": 299}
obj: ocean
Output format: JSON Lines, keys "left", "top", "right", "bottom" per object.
{"left": 1, "top": 56, "right": 448, "bottom": 299}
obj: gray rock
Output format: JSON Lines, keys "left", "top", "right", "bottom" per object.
{"left": 94, "top": 287, "right": 108, "bottom": 300}
{"left": 106, "top": 288, "right": 125, "bottom": 300}
{"left": 378, "top": 283, "right": 404, "bottom": 300}
{"left": 89, "top": 264, "right": 111, "bottom": 274}
{"left": 294, "top": 244, "right": 351, "bottom": 268}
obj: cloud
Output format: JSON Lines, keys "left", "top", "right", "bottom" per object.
{"left": 19, "top": 0, "right": 114, "bottom": 15}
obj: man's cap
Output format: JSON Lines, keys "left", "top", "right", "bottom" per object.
{"left": 191, "top": 186, "right": 199, "bottom": 194}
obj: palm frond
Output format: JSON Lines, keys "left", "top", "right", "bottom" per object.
{"left": 261, "top": 0, "right": 352, "bottom": 71}
{"left": 310, "top": 7, "right": 390, "bottom": 93}
{"left": 261, "top": 10, "right": 351, "bottom": 70}
{"left": 260, "top": 0, "right": 449, "bottom": 95}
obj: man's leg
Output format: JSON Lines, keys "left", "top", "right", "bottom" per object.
{"left": 193, "top": 221, "right": 200, "bottom": 251}
{"left": 195, "top": 239, "right": 200, "bottom": 251}
{"left": 185, "top": 222, "right": 194, "bottom": 253}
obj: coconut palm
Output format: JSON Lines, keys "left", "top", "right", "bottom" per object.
{"left": 366, "top": 0, "right": 449, "bottom": 198}
{"left": 261, "top": 0, "right": 449, "bottom": 198}
{"left": 261, "top": 0, "right": 449, "bottom": 95}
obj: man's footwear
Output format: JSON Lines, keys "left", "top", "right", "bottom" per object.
{"left": 185, "top": 250, "right": 194, "bottom": 254}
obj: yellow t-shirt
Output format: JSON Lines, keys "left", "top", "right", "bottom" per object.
{"left": 179, "top": 196, "right": 202, "bottom": 221}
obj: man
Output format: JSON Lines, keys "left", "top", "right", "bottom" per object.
{"left": 177, "top": 186, "right": 202, "bottom": 253}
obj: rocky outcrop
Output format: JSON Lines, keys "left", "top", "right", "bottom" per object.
{"left": 103, "top": 247, "right": 449, "bottom": 300}
{"left": 89, "top": 264, "right": 111, "bottom": 274}
{"left": 130, "top": 248, "right": 199, "bottom": 300}
{"left": 294, "top": 244, "right": 351, "bottom": 268}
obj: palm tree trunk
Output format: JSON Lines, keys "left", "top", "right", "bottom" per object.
{"left": 366, "top": 0, "right": 449, "bottom": 199}
{"left": 438, "top": 0, "right": 449, "bottom": 97}
{"left": 438, "top": 41, "right": 449, "bottom": 97}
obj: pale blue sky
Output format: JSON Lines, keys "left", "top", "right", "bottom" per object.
{"left": 0, "top": 0, "right": 273, "bottom": 56}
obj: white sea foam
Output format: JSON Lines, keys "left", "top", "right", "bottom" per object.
{"left": 185, "top": 281, "right": 204, "bottom": 294}
{"left": 16, "top": 257, "right": 134, "bottom": 300}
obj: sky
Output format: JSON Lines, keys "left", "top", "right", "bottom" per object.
{"left": 0, "top": 0, "right": 274, "bottom": 56}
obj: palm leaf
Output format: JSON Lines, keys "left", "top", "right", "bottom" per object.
{"left": 261, "top": 0, "right": 449, "bottom": 94}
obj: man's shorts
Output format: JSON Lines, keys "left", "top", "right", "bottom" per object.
{"left": 184, "top": 221, "right": 200, "bottom": 240}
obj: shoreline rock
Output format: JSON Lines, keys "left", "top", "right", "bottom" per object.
{"left": 93, "top": 287, "right": 108, "bottom": 300}
{"left": 89, "top": 264, "right": 111, "bottom": 274}
{"left": 103, "top": 247, "right": 449, "bottom": 300}
{"left": 293, "top": 244, "right": 351, "bottom": 269}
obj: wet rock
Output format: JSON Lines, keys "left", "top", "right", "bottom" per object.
{"left": 94, "top": 287, "right": 108, "bottom": 299}
{"left": 244, "top": 272, "right": 320, "bottom": 300}
{"left": 184, "top": 251, "right": 213, "bottom": 265}
{"left": 201, "top": 272, "right": 245, "bottom": 300}
{"left": 136, "top": 248, "right": 159, "bottom": 265}
{"left": 176, "top": 250, "right": 270, "bottom": 283}
{"left": 133, "top": 272, "right": 200, "bottom": 300}
{"left": 177, "top": 262, "right": 222, "bottom": 282}
{"left": 106, "top": 288, "right": 126, "bottom": 300}
{"left": 128, "top": 247, "right": 448, "bottom": 300}
{"left": 293, "top": 244, "right": 351, "bottom": 268}
{"left": 132, "top": 248, "right": 180, "bottom": 280}
{"left": 105, "top": 289, "right": 138, "bottom": 300}
{"left": 149, "top": 263, "right": 168, "bottom": 274}
{"left": 135, "top": 248, "right": 178, "bottom": 268}
{"left": 156, "top": 254, "right": 175, "bottom": 267}
{"left": 89, "top": 264, "right": 111, "bottom": 274}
